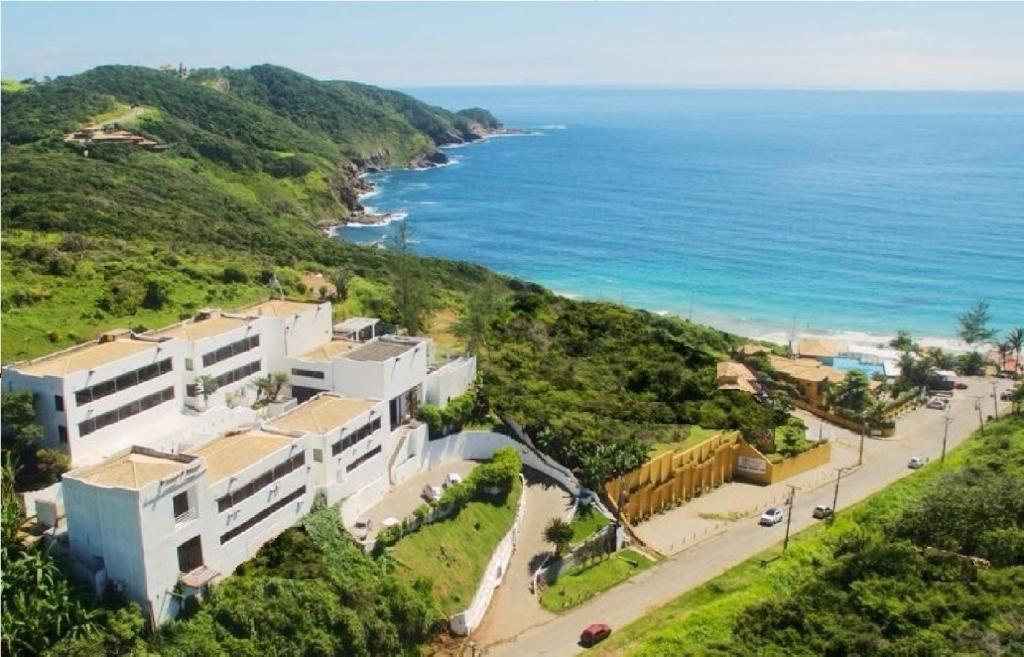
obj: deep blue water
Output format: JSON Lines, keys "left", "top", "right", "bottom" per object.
{"left": 338, "top": 88, "right": 1024, "bottom": 339}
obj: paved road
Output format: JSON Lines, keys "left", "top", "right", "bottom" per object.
{"left": 474, "top": 469, "right": 575, "bottom": 647}
{"left": 480, "top": 377, "right": 1013, "bottom": 657}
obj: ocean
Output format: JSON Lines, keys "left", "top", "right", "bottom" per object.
{"left": 337, "top": 88, "right": 1024, "bottom": 342}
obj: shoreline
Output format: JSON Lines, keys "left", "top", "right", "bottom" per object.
{"left": 330, "top": 130, "right": 976, "bottom": 352}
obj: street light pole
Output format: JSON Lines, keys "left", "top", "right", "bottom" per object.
{"left": 974, "top": 397, "right": 984, "bottom": 435}
{"left": 941, "top": 414, "right": 952, "bottom": 463}
{"left": 991, "top": 381, "right": 999, "bottom": 419}
{"left": 783, "top": 485, "right": 798, "bottom": 551}
{"left": 829, "top": 468, "right": 846, "bottom": 525}
{"left": 858, "top": 414, "right": 867, "bottom": 467}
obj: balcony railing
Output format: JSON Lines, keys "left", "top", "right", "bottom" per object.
{"left": 174, "top": 507, "right": 198, "bottom": 525}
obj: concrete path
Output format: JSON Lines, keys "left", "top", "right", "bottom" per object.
{"left": 480, "top": 376, "right": 1013, "bottom": 657}
{"left": 472, "top": 469, "right": 575, "bottom": 648}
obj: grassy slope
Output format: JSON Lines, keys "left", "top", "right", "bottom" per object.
{"left": 595, "top": 416, "right": 1024, "bottom": 656}
{"left": 571, "top": 505, "right": 611, "bottom": 545}
{"left": 541, "top": 549, "right": 654, "bottom": 613}
{"left": 391, "top": 478, "right": 523, "bottom": 615}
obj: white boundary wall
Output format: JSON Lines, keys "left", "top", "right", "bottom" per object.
{"left": 450, "top": 472, "right": 527, "bottom": 636}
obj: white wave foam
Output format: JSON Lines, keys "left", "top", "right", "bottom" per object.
{"left": 537, "top": 124, "right": 567, "bottom": 130}
{"left": 345, "top": 211, "right": 409, "bottom": 228}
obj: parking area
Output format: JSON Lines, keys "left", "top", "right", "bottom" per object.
{"left": 347, "top": 459, "right": 479, "bottom": 541}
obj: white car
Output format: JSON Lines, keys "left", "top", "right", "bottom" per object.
{"left": 444, "top": 472, "right": 463, "bottom": 488}
{"left": 422, "top": 484, "right": 443, "bottom": 502}
{"left": 908, "top": 456, "right": 925, "bottom": 469}
{"left": 759, "top": 507, "right": 784, "bottom": 526}
{"left": 926, "top": 398, "right": 948, "bottom": 410}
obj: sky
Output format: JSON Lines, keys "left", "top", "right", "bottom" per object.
{"left": 2, "top": 2, "right": 1023, "bottom": 90}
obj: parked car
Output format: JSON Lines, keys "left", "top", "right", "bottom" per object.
{"left": 422, "top": 484, "right": 443, "bottom": 502}
{"left": 759, "top": 507, "right": 784, "bottom": 526}
{"left": 579, "top": 623, "right": 612, "bottom": 647}
{"left": 954, "top": 382, "right": 968, "bottom": 390}
{"left": 812, "top": 505, "right": 833, "bottom": 519}
{"left": 926, "top": 397, "right": 948, "bottom": 410}
{"left": 908, "top": 456, "right": 925, "bottom": 469}
{"left": 444, "top": 472, "right": 463, "bottom": 488}
{"left": 352, "top": 518, "right": 373, "bottom": 539}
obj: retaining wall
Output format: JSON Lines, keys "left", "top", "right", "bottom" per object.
{"left": 449, "top": 473, "right": 528, "bottom": 636}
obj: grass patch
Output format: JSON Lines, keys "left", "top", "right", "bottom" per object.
{"left": 571, "top": 505, "right": 611, "bottom": 545}
{"left": 649, "top": 426, "right": 719, "bottom": 457}
{"left": 540, "top": 549, "right": 653, "bottom": 612}
{"left": 593, "top": 418, "right": 1022, "bottom": 656}
{"left": 390, "top": 477, "right": 523, "bottom": 616}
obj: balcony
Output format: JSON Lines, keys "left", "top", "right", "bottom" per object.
{"left": 174, "top": 507, "right": 198, "bottom": 525}
{"left": 178, "top": 565, "right": 218, "bottom": 589}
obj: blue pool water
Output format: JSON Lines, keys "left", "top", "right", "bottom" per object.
{"left": 337, "top": 88, "right": 1024, "bottom": 339}
{"left": 823, "top": 357, "right": 886, "bottom": 378}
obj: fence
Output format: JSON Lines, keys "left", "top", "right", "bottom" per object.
{"left": 793, "top": 400, "right": 896, "bottom": 437}
{"left": 605, "top": 432, "right": 742, "bottom": 524}
{"left": 733, "top": 440, "right": 832, "bottom": 485}
{"left": 536, "top": 522, "right": 622, "bottom": 585}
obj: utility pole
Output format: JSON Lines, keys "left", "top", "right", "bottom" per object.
{"left": 828, "top": 468, "right": 847, "bottom": 525}
{"left": 991, "top": 381, "right": 999, "bottom": 419}
{"left": 857, "top": 413, "right": 867, "bottom": 466}
{"left": 974, "top": 396, "right": 985, "bottom": 435}
{"left": 941, "top": 414, "right": 953, "bottom": 463}
{"left": 783, "top": 485, "right": 798, "bottom": 551}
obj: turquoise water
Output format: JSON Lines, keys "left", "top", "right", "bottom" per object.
{"left": 338, "top": 88, "right": 1024, "bottom": 339}
{"left": 824, "top": 357, "right": 886, "bottom": 378}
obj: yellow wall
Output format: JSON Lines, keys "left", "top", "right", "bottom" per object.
{"left": 734, "top": 440, "right": 832, "bottom": 485}
{"left": 605, "top": 432, "right": 742, "bottom": 524}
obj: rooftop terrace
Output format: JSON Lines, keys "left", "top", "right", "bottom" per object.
{"left": 236, "top": 299, "right": 323, "bottom": 319}
{"left": 71, "top": 447, "right": 197, "bottom": 489}
{"left": 151, "top": 314, "right": 253, "bottom": 342}
{"left": 264, "top": 393, "right": 377, "bottom": 435}
{"left": 299, "top": 339, "right": 362, "bottom": 362}
{"left": 345, "top": 337, "right": 422, "bottom": 362}
{"left": 12, "top": 336, "right": 160, "bottom": 377}
{"left": 190, "top": 430, "right": 298, "bottom": 484}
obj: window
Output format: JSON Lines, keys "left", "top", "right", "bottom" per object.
{"left": 214, "top": 451, "right": 306, "bottom": 513}
{"left": 173, "top": 491, "right": 194, "bottom": 523}
{"left": 220, "top": 486, "right": 305, "bottom": 545}
{"left": 185, "top": 358, "right": 194, "bottom": 372}
{"left": 330, "top": 417, "right": 380, "bottom": 456}
{"left": 78, "top": 387, "right": 175, "bottom": 437}
{"left": 177, "top": 536, "right": 203, "bottom": 573}
{"left": 200, "top": 335, "right": 260, "bottom": 368}
{"left": 313, "top": 449, "right": 323, "bottom": 463}
{"left": 346, "top": 446, "right": 382, "bottom": 473}
{"left": 54, "top": 395, "right": 64, "bottom": 412}
{"left": 73, "top": 358, "right": 172, "bottom": 406}
{"left": 290, "top": 368, "right": 325, "bottom": 380}
{"left": 57, "top": 425, "right": 68, "bottom": 443}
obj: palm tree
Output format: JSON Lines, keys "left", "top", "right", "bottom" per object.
{"left": 196, "top": 375, "right": 219, "bottom": 408}
{"left": 996, "top": 341, "right": 1013, "bottom": 373}
{"left": 544, "top": 518, "right": 574, "bottom": 556}
{"left": 254, "top": 372, "right": 290, "bottom": 403}
{"left": 1007, "top": 328, "right": 1024, "bottom": 374}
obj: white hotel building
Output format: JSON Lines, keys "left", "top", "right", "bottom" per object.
{"left": 2, "top": 299, "right": 475, "bottom": 626}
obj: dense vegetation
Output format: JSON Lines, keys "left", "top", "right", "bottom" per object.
{"left": 1, "top": 64, "right": 800, "bottom": 656}
{"left": 598, "top": 414, "right": 1024, "bottom": 657}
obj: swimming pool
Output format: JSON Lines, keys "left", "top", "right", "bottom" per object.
{"left": 824, "top": 357, "right": 886, "bottom": 377}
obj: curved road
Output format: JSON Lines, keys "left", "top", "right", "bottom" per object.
{"left": 480, "top": 377, "right": 1012, "bottom": 656}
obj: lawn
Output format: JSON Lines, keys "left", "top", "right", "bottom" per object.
{"left": 390, "top": 477, "right": 523, "bottom": 616}
{"left": 649, "top": 426, "right": 719, "bottom": 458}
{"left": 571, "top": 505, "right": 610, "bottom": 545}
{"left": 540, "top": 549, "right": 653, "bottom": 612}
{"left": 592, "top": 418, "right": 1024, "bottom": 656}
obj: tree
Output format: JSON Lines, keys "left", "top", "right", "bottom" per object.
{"left": 455, "top": 280, "right": 509, "bottom": 355}
{"left": 996, "top": 341, "right": 1013, "bottom": 371}
{"left": 197, "top": 374, "right": 219, "bottom": 406}
{"left": 389, "top": 221, "right": 430, "bottom": 335}
{"left": 957, "top": 299, "right": 997, "bottom": 347}
{"left": 1006, "top": 327, "right": 1023, "bottom": 372}
{"left": 836, "top": 370, "right": 871, "bottom": 414}
{"left": 254, "top": 372, "right": 289, "bottom": 403}
{"left": 956, "top": 351, "right": 987, "bottom": 376}
{"left": 330, "top": 268, "right": 353, "bottom": 301}
{"left": 889, "top": 330, "right": 918, "bottom": 354}
{"left": 544, "top": 518, "right": 574, "bottom": 556}
{"left": 1, "top": 392, "right": 43, "bottom": 455}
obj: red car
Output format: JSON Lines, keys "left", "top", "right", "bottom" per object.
{"left": 580, "top": 623, "right": 612, "bottom": 647}
{"left": 954, "top": 382, "right": 968, "bottom": 390}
